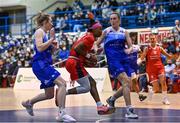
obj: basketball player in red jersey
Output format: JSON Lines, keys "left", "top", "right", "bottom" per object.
{"left": 56, "top": 13, "right": 115, "bottom": 115}
{"left": 138, "top": 34, "right": 173, "bottom": 105}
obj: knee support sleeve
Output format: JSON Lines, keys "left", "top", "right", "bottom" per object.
{"left": 76, "top": 76, "right": 91, "bottom": 93}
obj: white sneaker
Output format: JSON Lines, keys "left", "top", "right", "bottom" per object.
{"left": 125, "top": 108, "right": 138, "bottom": 119}
{"left": 56, "top": 112, "right": 76, "bottom": 122}
{"left": 162, "top": 97, "right": 170, "bottom": 105}
{"left": 148, "top": 85, "right": 154, "bottom": 101}
{"left": 21, "top": 100, "right": 34, "bottom": 116}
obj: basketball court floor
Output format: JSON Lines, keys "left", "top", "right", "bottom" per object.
{"left": 0, "top": 88, "right": 180, "bottom": 122}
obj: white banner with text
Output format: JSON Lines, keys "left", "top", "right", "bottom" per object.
{"left": 14, "top": 68, "right": 112, "bottom": 92}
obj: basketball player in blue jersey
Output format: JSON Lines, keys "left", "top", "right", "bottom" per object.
{"left": 21, "top": 12, "right": 76, "bottom": 122}
{"left": 126, "top": 44, "right": 147, "bottom": 101}
{"left": 96, "top": 12, "right": 138, "bottom": 119}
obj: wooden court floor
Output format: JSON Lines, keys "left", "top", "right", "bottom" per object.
{"left": 0, "top": 88, "right": 180, "bottom": 122}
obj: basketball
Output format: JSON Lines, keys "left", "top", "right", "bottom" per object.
{"left": 84, "top": 54, "right": 97, "bottom": 67}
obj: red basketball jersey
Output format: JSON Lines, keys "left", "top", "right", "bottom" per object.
{"left": 146, "top": 46, "right": 164, "bottom": 72}
{"left": 69, "top": 32, "right": 95, "bottom": 63}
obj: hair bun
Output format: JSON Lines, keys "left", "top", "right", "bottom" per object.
{"left": 88, "top": 12, "right": 94, "bottom": 20}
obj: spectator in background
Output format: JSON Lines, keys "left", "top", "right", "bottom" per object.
{"left": 137, "top": 12, "right": 145, "bottom": 26}
{"left": 91, "top": 1, "right": 98, "bottom": 14}
{"left": 54, "top": 7, "right": 62, "bottom": 20}
{"left": 0, "top": 59, "right": 9, "bottom": 88}
{"left": 165, "top": 59, "right": 176, "bottom": 93}
{"left": 7, "top": 61, "right": 17, "bottom": 87}
{"left": 58, "top": 44, "right": 69, "bottom": 61}
{"left": 55, "top": 17, "right": 67, "bottom": 32}
{"left": 72, "top": 11, "right": 84, "bottom": 32}
{"left": 101, "top": 0, "right": 111, "bottom": 19}
{"left": 0, "top": 59, "right": 4, "bottom": 87}
{"left": 174, "top": 56, "right": 180, "bottom": 83}
{"left": 158, "top": 5, "right": 166, "bottom": 24}
{"left": 109, "top": 0, "right": 119, "bottom": 11}
{"left": 149, "top": 8, "right": 157, "bottom": 26}
{"left": 167, "top": 42, "right": 176, "bottom": 54}
{"left": 13, "top": 60, "right": 22, "bottom": 75}
{"left": 171, "top": 20, "right": 180, "bottom": 42}
{"left": 73, "top": 0, "right": 84, "bottom": 10}
{"left": 58, "top": 30, "right": 69, "bottom": 50}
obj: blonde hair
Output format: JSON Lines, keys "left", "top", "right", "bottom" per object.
{"left": 35, "top": 12, "right": 51, "bottom": 27}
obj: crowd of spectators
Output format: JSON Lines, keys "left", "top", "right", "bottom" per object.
{"left": 0, "top": 34, "right": 34, "bottom": 87}
{"left": 53, "top": 0, "right": 180, "bottom": 32}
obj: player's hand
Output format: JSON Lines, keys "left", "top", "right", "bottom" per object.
{"left": 52, "top": 40, "right": 59, "bottom": 49}
{"left": 124, "top": 47, "right": 133, "bottom": 54}
{"left": 50, "top": 28, "right": 55, "bottom": 40}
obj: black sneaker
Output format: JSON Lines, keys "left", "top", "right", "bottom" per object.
{"left": 106, "top": 96, "right": 115, "bottom": 107}
{"left": 139, "top": 94, "right": 147, "bottom": 101}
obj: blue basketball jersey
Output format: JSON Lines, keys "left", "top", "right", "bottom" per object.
{"left": 104, "top": 27, "right": 127, "bottom": 61}
{"left": 128, "top": 52, "right": 138, "bottom": 73}
{"left": 33, "top": 30, "right": 53, "bottom": 65}
{"left": 103, "top": 27, "right": 133, "bottom": 78}
{"left": 32, "top": 29, "right": 60, "bottom": 89}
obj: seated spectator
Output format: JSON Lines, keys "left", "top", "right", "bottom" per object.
{"left": 101, "top": 0, "right": 111, "bottom": 19}
{"left": 54, "top": 7, "right": 62, "bottom": 19}
{"left": 109, "top": 0, "right": 119, "bottom": 11}
{"left": 0, "top": 59, "right": 7, "bottom": 88}
{"left": 91, "top": 1, "right": 98, "bottom": 13}
{"left": 55, "top": 17, "right": 67, "bottom": 32}
{"left": 174, "top": 57, "right": 180, "bottom": 82}
{"left": 0, "top": 59, "right": 4, "bottom": 87}
{"left": 58, "top": 45, "right": 69, "bottom": 61}
{"left": 72, "top": 0, "right": 84, "bottom": 10}
{"left": 158, "top": 5, "right": 166, "bottom": 24}
{"left": 150, "top": 8, "right": 157, "bottom": 26}
{"left": 165, "top": 59, "right": 176, "bottom": 93}
{"left": 167, "top": 42, "right": 176, "bottom": 54}
{"left": 137, "top": 12, "right": 144, "bottom": 26}
{"left": 7, "top": 61, "right": 18, "bottom": 87}
{"left": 73, "top": 23, "right": 83, "bottom": 32}
{"left": 72, "top": 11, "right": 84, "bottom": 32}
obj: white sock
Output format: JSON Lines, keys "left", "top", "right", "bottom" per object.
{"left": 59, "top": 107, "right": 65, "bottom": 115}
{"left": 162, "top": 91, "right": 167, "bottom": 99}
{"left": 96, "top": 101, "right": 103, "bottom": 107}
{"left": 126, "top": 105, "right": 132, "bottom": 112}
{"left": 148, "top": 85, "right": 153, "bottom": 92}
